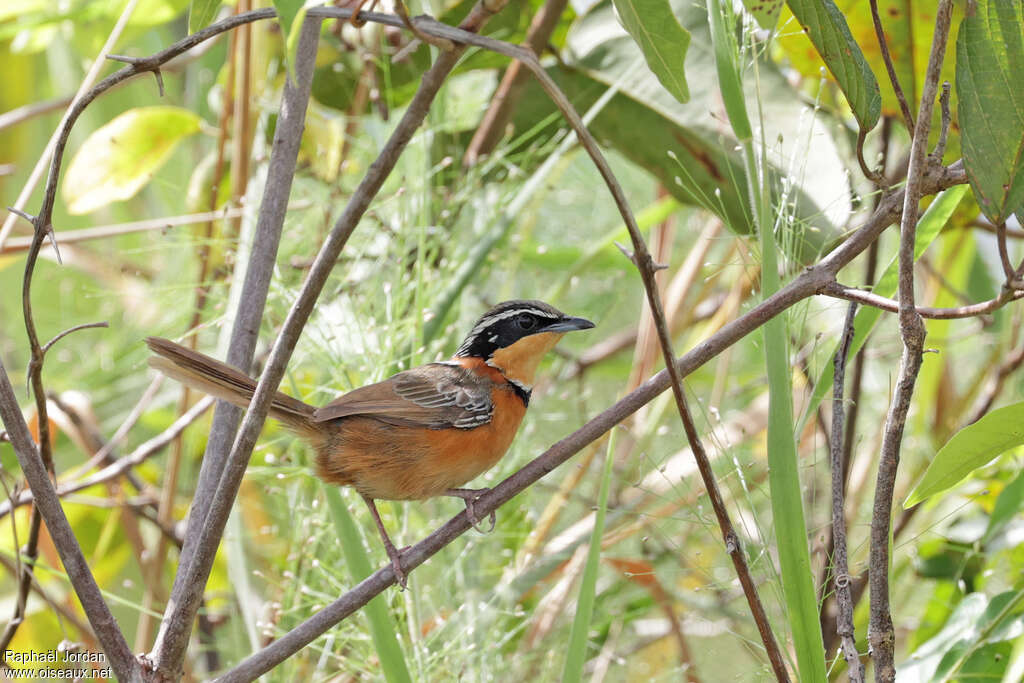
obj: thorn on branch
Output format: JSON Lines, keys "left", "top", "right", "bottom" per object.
{"left": 106, "top": 54, "right": 165, "bottom": 96}
{"left": 614, "top": 241, "right": 667, "bottom": 271}
{"left": 7, "top": 207, "right": 36, "bottom": 225}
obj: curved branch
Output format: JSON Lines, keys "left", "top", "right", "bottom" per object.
{"left": 821, "top": 281, "right": 1024, "bottom": 319}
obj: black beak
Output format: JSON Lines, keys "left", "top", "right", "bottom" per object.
{"left": 543, "top": 316, "right": 595, "bottom": 333}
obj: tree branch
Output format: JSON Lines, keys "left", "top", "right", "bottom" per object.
{"left": 868, "top": 2, "right": 954, "bottom": 678}
{"left": 0, "top": 359, "right": 140, "bottom": 680}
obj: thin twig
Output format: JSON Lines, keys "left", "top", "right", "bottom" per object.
{"left": 868, "top": 3, "right": 954, "bottom": 679}
{"left": 869, "top": 0, "right": 915, "bottom": 133}
{"left": 464, "top": 0, "right": 570, "bottom": 164}
{"left": 40, "top": 321, "right": 109, "bottom": 355}
{"left": 0, "top": 397, "right": 215, "bottom": 519}
{"left": 829, "top": 303, "right": 863, "bottom": 681}
{"left": 821, "top": 281, "right": 1024, "bottom": 319}
{"left": 0, "top": 359, "right": 140, "bottom": 679}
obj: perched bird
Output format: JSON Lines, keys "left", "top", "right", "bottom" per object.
{"left": 146, "top": 300, "right": 593, "bottom": 585}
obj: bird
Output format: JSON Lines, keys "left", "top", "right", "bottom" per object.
{"left": 146, "top": 300, "right": 594, "bottom": 586}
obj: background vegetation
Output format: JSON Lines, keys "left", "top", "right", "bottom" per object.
{"left": 0, "top": 0, "right": 1022, "bottom": 680}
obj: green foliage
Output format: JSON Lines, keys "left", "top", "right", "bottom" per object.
{"left": 801, "top": 184, "right": 969, "bottom": 435}
{"left": 612, "top": 0, "right": 691, "bottom": 104}
{"left": 955, "top": 0, "right": 1024, "bottom": 224}
{"left": 906, "top": 401, "right": 1024, "bottom": 507}
{"left": 325, "top": 488, "right": 413, "bottom": 683}
{"left": 784, "top": 0, "right": 882, "bottom": 130}
{"left": 188, "top": 0, "right": 220, "bottom": 33}
{"left": 62, "top": 106, "right": 202, "bottom": 215}
{"left": 2, "top": 0, "right": 1024, "bottom": 680}
{"left": 562, "top": 429, "right": 617, "bottom": 681}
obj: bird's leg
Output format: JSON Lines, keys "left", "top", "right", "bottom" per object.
{"left": 444, "top": 488, "right": 496, "bottom": 533}
{"left": 360, "top": 494, "right": 409, "bottom": 589}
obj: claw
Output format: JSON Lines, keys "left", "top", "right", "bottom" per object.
{"left": 445, "top": 488, "right": 496, "bottom": 534}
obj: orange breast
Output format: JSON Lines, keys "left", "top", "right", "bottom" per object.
{"left": 314, "top": 382, "right": 527, "bottom": 501}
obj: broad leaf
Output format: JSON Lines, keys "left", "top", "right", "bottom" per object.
{"left": 956, "top": 0, "right": 1024, "bottom": 224}
{"left": 898, "top": 591, "right": 1024, "bottom": 682}
{"left": 612, "top": 0, "right": 691, "bottom": 104}
{"left": 63, "top": 106, "right": 201, "bottom": 215}
{"left": 784, "top": 0, "right": 882, "bottom": 130}
{"left": 906, "top": 401, "right": 1024, "bottom": 507}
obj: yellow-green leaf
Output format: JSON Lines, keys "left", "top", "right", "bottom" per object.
{"left": 906, "top": 401, "right": 1024, "bottom": 507}
{"left": 63, "top": 106, "right": 201, "bottom": 215}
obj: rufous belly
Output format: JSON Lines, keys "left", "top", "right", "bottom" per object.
{"left": 314, "top": 387, "right": 526, "bottom": 501}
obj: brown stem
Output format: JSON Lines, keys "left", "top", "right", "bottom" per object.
{"left": 869, "top": 0, "right": 915, "bottom": 133}
{"left": 463, "top": 0, "right": 569, "bottom": 165}
{"left": 868, "top": 3, "right": 954, "bottom": 678}
{"left": 829, "top": 303, "right": 864, "bottom": 681}
{"left": 822, "top": 281, "right": 1024, "bottom": 319}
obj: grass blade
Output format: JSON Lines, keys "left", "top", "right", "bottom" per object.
{"left": 562, "top": 428, "right": 617, "bottom": 681}
{"left": 325, "top": 488, "right": 412, "bottom": 683}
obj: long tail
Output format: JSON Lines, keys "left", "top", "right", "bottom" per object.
{"left": 145, "top": 337, "right": 318, "bottom": 437}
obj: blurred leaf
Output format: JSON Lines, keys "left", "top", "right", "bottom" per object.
{"left": 931, "top": 591, "right": 1024, "bottom": 681}
{"left": 63, "top": 106, "right": 201, "bottom": 215}
{"left": 778, "top": 1, "right": 957, "bottom": 125}
{"left": 801, "top": 184, "right": 968, "bottom": 435}
{"left": 612, "top": 0, "right": 691, "bottom": 104}
{"left": 906, "top": 401, "right": 1024, "bottom": 507}
{"left": 273, "top": 0, "right": 305, "bottom": 77}
{"left": 514, "top": 0, "right": 850, "bottom": 262}
{"left": 188, "top": 0, "right": 219, "bottom": 33}
{"left": 956, "top": 0, "right": 1024, "bottom": 224}
{"left": 784, "top": 0, "right": 881, "bottom": 131}
{"left": 983, "top": 470, "right": 1024, "bottom": 546}
{"left": 742, "top": 0, "right": 783, "bottom": 29}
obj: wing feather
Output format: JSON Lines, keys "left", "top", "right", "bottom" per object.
{"left": 311, "top": 363, "right": 493, "bottom": 429}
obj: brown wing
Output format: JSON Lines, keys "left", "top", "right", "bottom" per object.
{"left": 311, "top": 363, "right": 494, "bottom": 429}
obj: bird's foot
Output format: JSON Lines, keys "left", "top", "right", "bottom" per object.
{"left": 445, "top": 488, "right": 496, "bottom": 534}
{"left": 383, "top": 543, "right": 412, "bottom": 590}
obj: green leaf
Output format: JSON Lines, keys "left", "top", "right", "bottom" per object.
{"left": 273, "top": 0, "right": 305, "bottom": 76}
{"left": 956, "top": 0, "right": 1024, "bottom": 224}
{"left": 612, "top": 0, "right": 691, "bottom": 104}
{"left": 63, "top": 106, "right": 201, "bottom": 215}
{"left": 785, "top": 0, "right": 882, "bottom": 131}
{"left": 906, "top": 401, "right": 1024, "bottom": 507}
{"left": 983, "top": 470, "right": 1024, "bottom": 546}
{"left": 188, "top": 0, "right": 220, "bottom": 33}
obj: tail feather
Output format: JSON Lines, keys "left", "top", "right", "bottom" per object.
{"left": 145, "top": 337, "right": 317, "bottom": 435}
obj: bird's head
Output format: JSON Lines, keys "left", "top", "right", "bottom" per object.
{"left": 454, "top": 300, "right": 594, "bottom": 388}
